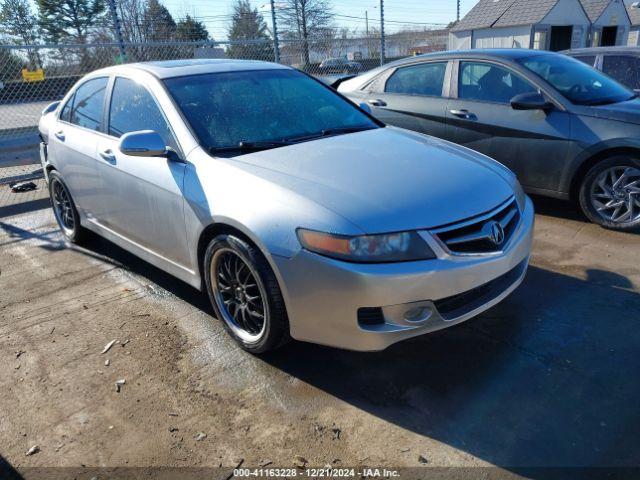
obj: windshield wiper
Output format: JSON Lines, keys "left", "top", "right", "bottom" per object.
{"left": 209, "top": 139, "right": 293, "bottom": 154}
{"left": 208, "top": 125, "right": 376, "bottom": 154}
{"left": 285, "top": 124, "right": 375, "bottom": 143}
{"left": 320, "top": 125, "right": 376, "bottom": 136}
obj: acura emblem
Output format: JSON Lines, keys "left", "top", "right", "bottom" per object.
{"left": 488, "top": 221, "right": 505, "bottom": 246}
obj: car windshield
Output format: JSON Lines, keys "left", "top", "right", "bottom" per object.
{"left": 517, "top": 54, "right": 635, "bottom": 106}
{"left": 163, "top": 68, "right": 378, "bottom": 153}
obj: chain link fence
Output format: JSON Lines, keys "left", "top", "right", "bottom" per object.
{"left": 0, "top": 30, "right": 448, "bottom": 165}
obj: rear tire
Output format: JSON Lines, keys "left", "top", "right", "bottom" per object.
{"left": 204, "top": 234, "right": 289, "bottom": 354}
{"left": 578, "top": 156, "right": 640, "bottom": 231}
{"left": 48, "top": 170, "right": 87, "bottom": 243}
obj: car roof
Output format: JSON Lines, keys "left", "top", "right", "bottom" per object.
{"left": 384, "top": 48, "right": 557, "bottom": 68}
{"left": 92, "top": 58, "right": 290, "bottom": 79}
{"left": 563, "top": 46, "right": 640, "bottom": 55}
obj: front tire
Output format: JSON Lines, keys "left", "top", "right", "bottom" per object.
{"left": 204, "top": 234, "right": 289, "bottom": 353}
{"left": 48, "top": 170, "right": 87, "bottom": 243}
{"left": 578, "top": 156, "right": 640, "bottom": 231}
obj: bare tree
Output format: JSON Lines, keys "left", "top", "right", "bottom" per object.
{"left": 116, "top": 0, "right": 147, "bottom": 43}
{"left": 278, "top": 0, "right": 333, "bottom": 68}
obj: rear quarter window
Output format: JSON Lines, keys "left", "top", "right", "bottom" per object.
{"left": 573, "top": 55, "right": 596, "bottom": 67}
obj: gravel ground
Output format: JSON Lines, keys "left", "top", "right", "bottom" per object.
{"left": 1, "top": 187, "right": 639, "bottom": 479}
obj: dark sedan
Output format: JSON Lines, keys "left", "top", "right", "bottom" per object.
{"left": 564, "top": 46, "right": 640, "bottom": 92}
{"left": 338, "top": 49, "right": 640, "bottom": 231}
{"left": 319, "top": 58, "right": 362, "bottom": 75}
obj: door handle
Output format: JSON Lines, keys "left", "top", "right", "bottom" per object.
{"left": 368, "top": 98, "right": 387, "bottom": 107}
{"left": 449, "top": 109, "right": 476, "bottom": 120}
{"left": 54, "top": 130, "right": 65, "bottom": 141}
{"left": 99, "top": 149, "right": 116, "bottom": 163}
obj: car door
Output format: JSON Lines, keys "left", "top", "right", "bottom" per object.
{"left": 95, "top": 76, "right": 190, "bottom": 267}
{"left": 446, "top": 60, "right": 571, "bottom": 192}
{"left": 49, "top": 77, "right": 109, "bottom": 218}
{"left": 362, "top": 61, "right": 452, "bottom": 141}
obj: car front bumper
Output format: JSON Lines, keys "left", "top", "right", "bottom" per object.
{"left": 272, "top": 196, "right": 535, "bottom": 351}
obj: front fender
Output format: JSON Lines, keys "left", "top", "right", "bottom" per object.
{"left": 560, "top": 137, "right": 640, "bottom": 194}
{"left": 182, "top": 150, "right": 364, "bottom": 287}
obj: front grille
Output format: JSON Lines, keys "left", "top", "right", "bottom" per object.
{"left": 357, "top": 307, "right": 385, "bottom": 326}
{"left": 433, "top": 199, "right": 520, "bottom": 254}
{"left": 434, "top": 259, "right": 527, "bottom": 320}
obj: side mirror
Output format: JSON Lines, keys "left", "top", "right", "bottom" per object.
{"left": 359, "top": 102, "right": 372, "bottom": 114}
{"left": 119, "top": 130, "right": 168, "bottom": 157}
{"left": 42, "top": 101, "right": 60, "bottom": 115}
{"left": 510, "top": 92, "right": 553, "bottom": 111}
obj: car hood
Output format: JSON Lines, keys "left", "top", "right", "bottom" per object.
{"left": 578, "top": 97, "right": 640, "bottom": 125}
{"left": 231, "top": 127, "right": 515, "bottom": 233}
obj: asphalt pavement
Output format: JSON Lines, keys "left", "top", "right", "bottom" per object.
{"left": 1, "top": 181, "right": 638, "bottom": 477}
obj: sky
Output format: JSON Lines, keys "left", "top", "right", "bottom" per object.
{"left": 161, "top": 0, "right": 479, "bottom": 40}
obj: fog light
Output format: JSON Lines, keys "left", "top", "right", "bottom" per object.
{"left": 404, "top": 306, "right": 431, "bottom": 322}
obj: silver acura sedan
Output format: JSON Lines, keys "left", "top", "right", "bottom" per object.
{"left": 39, "top": 59, "right": 534, "bottom": 353}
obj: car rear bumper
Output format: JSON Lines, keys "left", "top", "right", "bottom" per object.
{"left": 273, "top": 197, "right": 535, "bottom": 351}
{"left": 39, "top": 141, "right": 49, "bottom": 183}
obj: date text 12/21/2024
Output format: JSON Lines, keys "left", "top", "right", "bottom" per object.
{"left": 233, "top": 467, "right": 401, "bottom": 478}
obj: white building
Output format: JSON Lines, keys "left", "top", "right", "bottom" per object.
{"left": 628, "top": 2, "right": 640, "bottom": 45}
{"left": 449, "top": 0, "right": 631, "bottom": 51}
{"left": 582, "top": 0, "right": 631, "bottom": 47}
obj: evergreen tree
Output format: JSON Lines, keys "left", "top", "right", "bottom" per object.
{"left": 0, "top": 0, "right": 42, "bottom": 67}
{"left": 227, "top": 0, "right": 273, "bottom": 61}
{"left": 142, "top": 0, "right": 177, "bottom": 42}
{"left": 0, "top": 48, "right": 24, "bottom": 80}
{"left": 37, "top": 0, "right": 106, "bottom": 43}
{"left": 176, "top": 14, "right": 209, "bottom": 42}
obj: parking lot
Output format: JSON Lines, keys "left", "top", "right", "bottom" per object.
{"left": 1, "top": 175, "right": 639, "bottom": 476}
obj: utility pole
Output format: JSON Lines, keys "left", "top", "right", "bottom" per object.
{"left": 457, "top": 0, "right": 460, "bottom": 22}
{"left": 365, "top": 10, "right": 372, "bottom": 60}
{"left": 270, "top": 0, "right": 280, "bottom": 63}
{"left": 379, "top": 0, "right": 385, "bottom": 66}
{"left": 364, "top": 10, "right": 369, "bottom": 37}
{"left": 365, "top": 10, "right": 369, "bottom": 36}
{"left": 107, "top": 0, "right": 126, "bottom": 62}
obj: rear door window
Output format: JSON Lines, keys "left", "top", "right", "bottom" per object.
{"left": 67, "top": 77, "right": 108, "bottom": 131}
{"left": 108, "top": 77, "right": 179, "bottom": 152}
{"left": 573, "top": 55, "right": 596, "bottom": 67}
{"left": 385, "top": 62, "right": 447, "bottom": 97}
{"left": 602, "top": 55, "right": 640, "bottom": 90}
{"left": 459, "top": 62, "right": 537, "bottom": 104}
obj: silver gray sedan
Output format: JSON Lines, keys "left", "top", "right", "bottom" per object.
{"left": 39, "top": 59, "right": 534, "bottom": 353}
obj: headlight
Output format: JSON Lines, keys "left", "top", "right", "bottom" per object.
{"left": 513, "top": 179, "right": 526, "bottom": 213}
{"left": 297, "top": 228, "right": 436, "bottom": 263}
